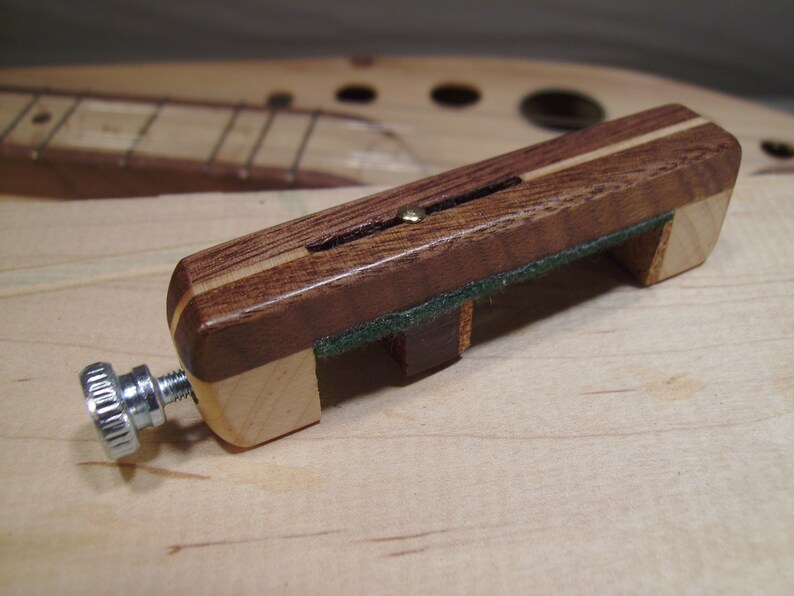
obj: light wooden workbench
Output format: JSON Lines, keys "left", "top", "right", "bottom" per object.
{"left": 0, "top": 175, "right": 792, "bottom": 592}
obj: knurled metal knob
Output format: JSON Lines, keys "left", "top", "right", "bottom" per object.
{"left": 79, "top": 362, "right": 194, "bottom": 460}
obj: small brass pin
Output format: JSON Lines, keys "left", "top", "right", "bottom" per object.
{"left": 397, "top": 204, "right": 425, "bottom": 223}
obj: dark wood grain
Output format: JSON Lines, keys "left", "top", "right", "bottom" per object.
{"left": 0, "top": 151, "right": 356, "bottom": 199}
{"left": 168, "top": 105, "right": 741, "bottom": 382}
{"left": 167, "top": 103, "right": 699, "bottom": 318}
{"left": 388, "top": 302, "right": 472, "bottom": 376}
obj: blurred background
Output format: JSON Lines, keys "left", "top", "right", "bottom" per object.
{"left": 1, "top": 0, "right": 792, "bottom": 111}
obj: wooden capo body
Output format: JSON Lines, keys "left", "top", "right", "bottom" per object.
{"left": 167, "top": 104, "right": 741, "bottom": 447}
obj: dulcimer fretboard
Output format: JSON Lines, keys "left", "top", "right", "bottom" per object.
{"left": 0, "top": 86, "right": 428, "bottom": 197}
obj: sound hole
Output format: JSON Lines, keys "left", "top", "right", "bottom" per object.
{"left": 32, "top": 112, "right": 52, "bottom": 125}
{"left": 267, "top": 92, "right": 293, "bottom": 108}
{"left": 520, "top": 90, "right": 604, "bottom": 131}
{"left": 431, "top": 83, "right": 481, "bottom": 108}
{"left": 761, "top": 140, "right": 794, "bottom": 159}
{"left": 336, "top": 84, "right": 377, "bottom": 104}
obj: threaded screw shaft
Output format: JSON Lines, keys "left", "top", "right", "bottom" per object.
{"left": 157, "top": 369, "right": 195, "bottom": 404}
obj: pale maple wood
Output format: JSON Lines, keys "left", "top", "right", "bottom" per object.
{"left": 612, "top": 189, "right": 734, "bottom": 286}
{"left": 654, "top": 190, "right": 734, "bottom": 282}
{"left": 183, "top": 348, "right": 321, "bottom": 447}
{"left": 170, "top": 244, "right": 322, "bottom": 448}
{"left": 0, "top": 177, "right": 791, "bottom": 593}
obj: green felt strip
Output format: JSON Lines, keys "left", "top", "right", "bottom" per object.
{"left": 314, "top": 212, "right": 673, "bottom": 358}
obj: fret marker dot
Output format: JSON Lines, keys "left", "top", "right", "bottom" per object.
{"left": 32, "top": 112, "right": 52, "bottom": 125}
{"left": 267, "top": 92, "right": 293, "bottom": 108}
{"left": 336, "top": 84, "right": 377, "bottom": 104}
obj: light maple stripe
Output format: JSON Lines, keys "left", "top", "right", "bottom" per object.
{"left": 519, "top": 117, "right": 707, "bottom": 182}
{"left": 169, "top": 246, "right": 309, "bottom": 335}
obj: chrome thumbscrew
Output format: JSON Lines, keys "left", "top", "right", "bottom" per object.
{"left": 79, "top": 362, "right": 195, "bottom": 460}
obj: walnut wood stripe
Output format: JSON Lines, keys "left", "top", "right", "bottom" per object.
{"left": 388, "top": 304, "right": 472, "bottom": 376}
{"left": 165, "top": 112, "right": 705, "bottom": 331}
{"left": 169, "top": 106, "right": 740, "bottom": 382}
{"left": 167, "top": 104, "right": 701, "bottom": 322}
{"left": 517, "top": 117, "right": 707, "bottom": 182}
